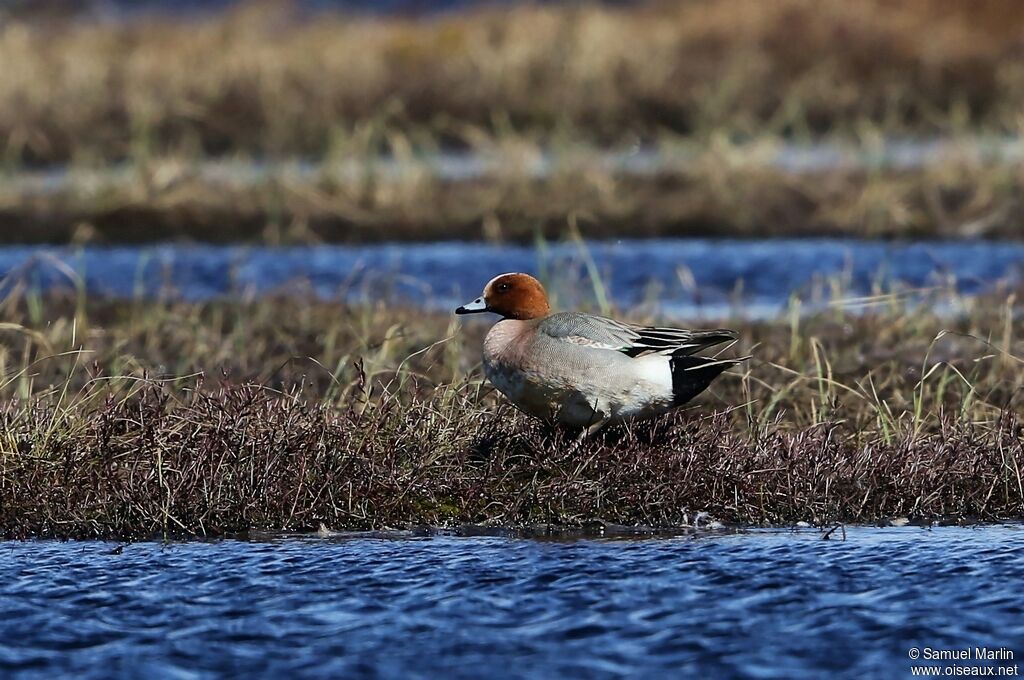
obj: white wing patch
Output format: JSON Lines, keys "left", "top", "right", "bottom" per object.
{"left": 563, "top": 335, "right": 626, "bottom": 350}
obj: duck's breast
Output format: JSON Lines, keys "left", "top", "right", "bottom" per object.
{"left": 482, "top": 319, "right": 578, "bottom": 419}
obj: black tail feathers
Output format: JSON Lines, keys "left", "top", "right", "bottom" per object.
{"left": 669, "top": 355, "right": 743, "bottom": 406}
{"left": 685, "top": 329, "right": 739, "bottom": 350}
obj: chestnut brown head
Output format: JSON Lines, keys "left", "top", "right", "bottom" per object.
{"left": 455, "top": 273, "right": 551, "bottom": 320}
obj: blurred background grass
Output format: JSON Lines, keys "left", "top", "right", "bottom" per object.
{"left": 3, "top": 0, "right": 1024, "bottom": 164}
{"left": 2, "top": 0, "right": 1023, "bottom": 243}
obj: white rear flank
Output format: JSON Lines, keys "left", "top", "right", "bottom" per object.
{"left": 630, "top": 353, "right": 674, "bottom": 394}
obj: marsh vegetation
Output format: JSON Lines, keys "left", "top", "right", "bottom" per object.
{"left": 0, "top": 1, "right": 1021, "bottom": 538}
{"left": 6, "top": 142, "right": 1024, "bottom": 244}
{"left": 0, "top": 283, "right": 1020, "bottom": 539}
{"left": 3, "top": 0, "right": 1024, "bottom": 243}
{"left": 3, "top": 0, "right": 1022, "bottom": 164}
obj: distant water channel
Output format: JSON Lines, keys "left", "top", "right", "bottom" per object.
{"left": 10, "top": 137, "right": 1024, "bottom": 198}
{"left": 1, "top": 527, "right": 1022, "bottom": 679}
{"left": 0, "top": 238, "right": 1021, "bottom": 318}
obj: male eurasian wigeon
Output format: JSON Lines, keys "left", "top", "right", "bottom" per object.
{"left": 456, "top": 273, "right": 743, "bottom": 436}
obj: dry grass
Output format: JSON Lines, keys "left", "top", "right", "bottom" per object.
{"left": 5, "top": 142, "right": 1024, "bottom": 243}
{"left": 4, "top": 0, "right": 1023, "bottom": 243}
{"left": 3, "top": 1, "right": 1021, "bottom": 538}
{"left": 0, "top": 286, "right": 1021, "bottom": 538}
{"left": 2, "top": 0, "right": 1023, "bottom": 166}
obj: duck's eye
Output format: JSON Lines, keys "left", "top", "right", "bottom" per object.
{"left": 497, "top": 283, "right": 510, "bottom": 292}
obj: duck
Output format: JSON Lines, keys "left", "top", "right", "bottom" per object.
{"left": 455, "top": 272, "right": 743, "bottom": 436}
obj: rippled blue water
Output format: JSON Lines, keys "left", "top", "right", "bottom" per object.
{"left": 1, "top": 527, "right": 1021, "bottom": 679}
{"left": 0, "top": 239, "right": 1021, "bottom": 318}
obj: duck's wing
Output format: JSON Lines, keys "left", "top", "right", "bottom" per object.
{"left": 620, "top": 325, "right": 738, "bottom": 358}
{"left": 537, "top": 312, "right": 737, "bottom": 357}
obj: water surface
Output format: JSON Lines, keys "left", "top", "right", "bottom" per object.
{"left": 1, "top": 239, "right": 1021, "bottom": 318}
{"left": 1, "top": 526, "right": 1021, "bottom": 679}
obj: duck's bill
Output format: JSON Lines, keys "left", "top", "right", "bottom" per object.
{"left": 455, "top": 297, "right": 487, "bottom": 314}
